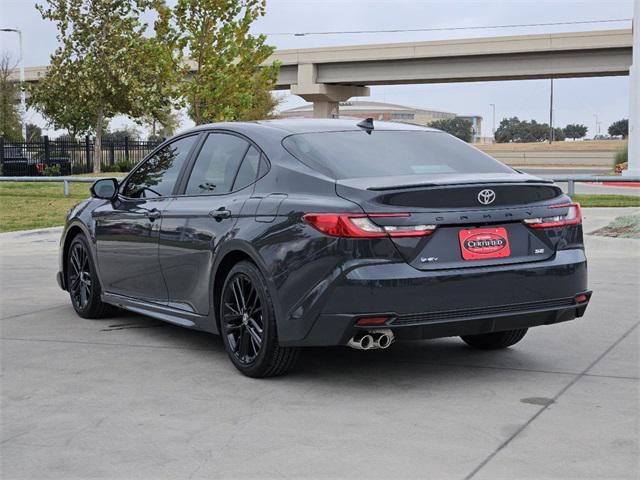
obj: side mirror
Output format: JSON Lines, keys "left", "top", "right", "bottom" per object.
{"left": 90, "top": 178, "right": 119, "bottom": 200}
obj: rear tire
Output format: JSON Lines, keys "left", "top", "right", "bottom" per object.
{"left": 220, "top": 261, "right": 299, "bottom": 378}
{"left": 461, "top": 328, "right": 528, "bottom": 349}
{"left": 66, "top": 234, "right": 115, "bottom": 319}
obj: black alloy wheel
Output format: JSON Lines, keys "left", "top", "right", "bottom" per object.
{"left": 222, "top": 272, "right": 264, "bottom": 364}
{"left": 220, "top": 261, "right": 299, "bottom": 377}
{"left": 66, "top": 235, "right": 114, "bottom": 319}
{"left": 69, "top": 240, "right": 92, "bottom": 311}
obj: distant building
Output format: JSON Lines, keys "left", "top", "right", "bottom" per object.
{"left": 280, "top": 101, "right": 483, "bottom": 142}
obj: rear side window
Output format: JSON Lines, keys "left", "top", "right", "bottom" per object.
{"left": 123, "top": 135, "right": 197, "bottom": 198}
{"left": 232, "top": 146, "right": 260, "bottom": 191}
{"left": 282, "top": 131, "right": 513, "bottom": 179}
{"left": 185, "top": 133, "right": 249, "bottom": 195}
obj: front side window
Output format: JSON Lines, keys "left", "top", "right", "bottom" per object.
{"left": 123, "top": 135, "right": 197, "bottom": 198}
{"left": 185, "top": 133, "right": 250, "bottom": 195}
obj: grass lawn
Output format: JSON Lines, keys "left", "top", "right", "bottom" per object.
{"left": 571, "top": 194, "right": 640, "bottom": 208}
{"left": 0, "top": 182, "right": 93, "bottom": 233}
{"left": 0, "top": 181, "right": 638, "bottom": 233}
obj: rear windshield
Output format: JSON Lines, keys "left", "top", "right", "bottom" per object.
{"left": 282, "top": 130, "right": 513, "bottom": 179}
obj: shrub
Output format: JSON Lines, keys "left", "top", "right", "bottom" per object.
{"left": 71, "top": 164, "right": 88, "bottom": 175}
{"left": 115, "top": 159, "right": 133, "bottom": 173}
{"left": 43, "top": 164, "right": 62, "bottom": 176}
{"left": 614, "top": 144, "right": 628, "bottom": 167}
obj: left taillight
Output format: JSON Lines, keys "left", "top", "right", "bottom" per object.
{"left": 524, "top": 203, "right": 582, "bottom": 229}
{"left": 303, "top": 213, "right": 436, "bottom": 238}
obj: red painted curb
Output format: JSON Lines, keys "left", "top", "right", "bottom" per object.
{"left": 586, "top": 182, "right": 640, "bottom": 188}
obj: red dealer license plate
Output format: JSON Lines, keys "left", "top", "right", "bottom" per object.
{"left": 459, "top": 227, "right": 511, "bottom": 260}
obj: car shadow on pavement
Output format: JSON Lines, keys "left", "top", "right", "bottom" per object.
{"left": 97, "top": 310, "right": 561, "bottom": 384}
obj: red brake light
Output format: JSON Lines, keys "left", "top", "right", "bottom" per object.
{"left": 524, "top": 203, "right": 582, "bottom": 229}
{"left": 303, "top": 213, "right": 436, "bottom": 238}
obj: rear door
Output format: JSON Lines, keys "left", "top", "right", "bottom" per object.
{"left": 158, "top": 132, "right": 263, "bottom": 315}
{"left": 94, "top": 134, "right": 199, "bottom": 302}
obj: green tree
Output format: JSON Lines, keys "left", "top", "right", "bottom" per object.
{"left": 608, "top": 119, "right": 628, "bottom": 138}
{"left": 0, "top": 52, "right": 23, "bottom": 141}
{"left": 103, "top": 126, "right": 141, "bottom": 142}
{"left": 553, "top": 127, "right": 565, "bottom": 142}
{"left": 563, "top": 123, "right": 588, "bottom": 140}
{"left": 495, "top": 117, "right": 559, "bottom": 143}
{"left": 429, "top": 117, "right": 473, "bottom": 142}
{"left": 30, "top": 0, "right": 174, "bottom": 172}
{"left": 174, "top": 0, "right": 280, "bottom": 124}
{"left": 26, "top": 123, "right": 43, "bottom": 141}
{"left": 143, "top": 108, "right": 181, "bottom": 139}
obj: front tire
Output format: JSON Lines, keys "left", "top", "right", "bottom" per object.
{"left": 66, "top": 234, "right": 114, "bottom": 319}
{"left": 220, "top": 261, "right": 299, "bottom": 378}
{"left": 461, "top": 328, "right": 528, "bottom": 349}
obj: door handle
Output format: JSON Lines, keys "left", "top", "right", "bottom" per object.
{"left": 209, "top": 208, "right": 231, "bottom": 220}
{"left": 145, "top": 208, "right": 162, "bottom": 220}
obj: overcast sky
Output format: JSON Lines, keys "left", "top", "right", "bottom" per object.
{"left": 0, "top": 0, "right": 634, "bottom": 138}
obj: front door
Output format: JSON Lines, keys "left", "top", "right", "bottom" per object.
{"left": 158, "top": 132, "right": 263, "bottom": 315}
{"left": 94, "top": 134, "right": 199, "bottom": 303}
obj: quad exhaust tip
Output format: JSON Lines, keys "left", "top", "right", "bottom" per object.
{"left": 347, "top": 329, "right": 395, "bottom": 350}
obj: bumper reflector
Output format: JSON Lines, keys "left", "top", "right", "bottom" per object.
{"left": 574, "top": 294, "right": 588, "bottom": 303}
{"left": 356, "top": 316, "right": 390, "bottom": 326}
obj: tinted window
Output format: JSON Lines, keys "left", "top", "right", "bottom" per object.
{"left": 232, "top": 146, "right": 260, "bottom": 191}
{"left": 282, "top": 131, "right": 513, "bottom": 179}
{"left": 123, "top": 135, "right": 196, "bottom": 198}
{"left": 185, "top": 133, "right": 249, "bottom": 195}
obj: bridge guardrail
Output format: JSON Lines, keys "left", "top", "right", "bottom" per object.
{"left": 0, "top": 175, "right": 638, "bottom": 197}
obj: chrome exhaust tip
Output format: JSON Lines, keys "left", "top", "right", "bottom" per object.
{"left": 377, "top": 332, "right": 393, "bottom": 349}
{"left": 347, "top": 333, "right": 375, "bottom": 350}
{"left": 347, "top": 330, "right": 394, "bottom": 350}
{"left": 360, "top": 334, "right": 374, "bottom": 350}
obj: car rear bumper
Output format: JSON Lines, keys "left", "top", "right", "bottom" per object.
{"left": 279, "top": 249, "right": 590, "bottom": 346}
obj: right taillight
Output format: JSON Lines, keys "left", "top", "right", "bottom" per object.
{"left": 303, "top": 213, "right": 436, "bottom": 238}
{"left": 524, "top": 203, "right": 582, "bottom": 229}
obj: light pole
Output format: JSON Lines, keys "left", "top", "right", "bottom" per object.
{"left": 549, "top": 78, "right": 554, "bottom": 144}
{"left": 0, "top": 28, "right": 26, "bottom": 141}
{"left": 489, "top": 103, "right": 496, "bottom": 141}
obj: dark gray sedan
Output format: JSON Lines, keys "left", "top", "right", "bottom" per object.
{"left": 57, "top": 119, "right": 591, "bottom": 377}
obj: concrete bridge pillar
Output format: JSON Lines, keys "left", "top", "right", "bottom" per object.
{"left": 290, "top": 63, "right": 370, "bottom": 118}
{"left": 625, "top": 0, "right": 640, "bottom": 176}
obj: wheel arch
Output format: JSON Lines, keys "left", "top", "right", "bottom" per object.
{"left": 61, "top": 222, "right": 93, "bottom": 290}
{"left": 211, "top": 241, "right": 280, "bottom": 334}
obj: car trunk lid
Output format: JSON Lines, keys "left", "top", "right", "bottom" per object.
{"left": 336, "top": 173, "right": 566, "bottom": 270}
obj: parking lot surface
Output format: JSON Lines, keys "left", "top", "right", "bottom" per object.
{"left": 1, "top": 208, "right": 638, "bottom": 480}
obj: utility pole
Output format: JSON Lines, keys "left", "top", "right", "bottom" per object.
{"left": 593, "top": 114, "right": 600, "bottom": 137}
{"left": 625, "top": 0, "right": 640, "bottom": 176}
{"left": 489, "top": 103, "right": 496, "bottom": 141}
{"left": 0, "top": 28, "right": 26, "bottom": 141}
{"left": 549, "top": 78, "right": 554, "bottom": 144}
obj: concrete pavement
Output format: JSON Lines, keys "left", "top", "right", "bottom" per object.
{"left": 1, "top": 209, "right": 638, "bottom": 480}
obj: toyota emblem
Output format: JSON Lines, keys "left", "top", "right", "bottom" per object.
{"left": 477, "top": 189, "right": 496, "bottom": 205}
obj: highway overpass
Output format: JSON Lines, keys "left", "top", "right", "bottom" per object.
{"left": 12, "top": 28, "right": 633, "bottom": 118}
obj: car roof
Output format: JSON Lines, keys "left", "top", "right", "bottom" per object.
{"left": 185, "top": 118, "right": 439, "bottom": 135}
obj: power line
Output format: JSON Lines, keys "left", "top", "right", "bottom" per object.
{"left": 261, "top": 18, "right": 632, "bottom": 37}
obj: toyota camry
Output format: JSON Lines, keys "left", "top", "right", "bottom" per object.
{"left": 57, "top": 119, "right": 591, "bottom": 377}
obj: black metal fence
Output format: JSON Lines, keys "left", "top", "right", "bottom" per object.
{"left": 0, "top": 136, "right": 161, "bottom": 176}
